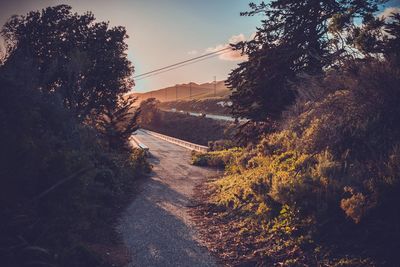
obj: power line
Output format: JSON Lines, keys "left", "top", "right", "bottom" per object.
{"left": 135, "top": 52, "right": 227, "bottom": 81}
{"left": 135, "top": 49, "right": 231, "bottom": 81}
{"left": 133, "top": 47, "right": 231, "bottom": 79}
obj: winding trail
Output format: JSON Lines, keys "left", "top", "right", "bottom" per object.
{"left": 118, "top": 130, "right": 219, "bottom": 267}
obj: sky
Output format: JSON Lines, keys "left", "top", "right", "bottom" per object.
{"left": 0, "top": 0, "right": 261, "bottom": 92}
{"left": 0, "top": 0, "right": 399, "bottom": 93}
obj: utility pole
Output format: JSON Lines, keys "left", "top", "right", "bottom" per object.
{"left": 214, "top": 76, "right": 217, "bottom": 97}
{"left": 165, "top": 88, "right": 167, "bottom": 101}
{"left": 175, "top": 85, "right": 178, "bottom": 101}
{"left": 189, "top": 83, "right": 192, "bottom": 99}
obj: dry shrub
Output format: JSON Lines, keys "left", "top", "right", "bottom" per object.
{"left": 199, "top": 59, "right": 400, "bottom": 265}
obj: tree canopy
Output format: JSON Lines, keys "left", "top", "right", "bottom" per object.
{"left": 0, "top": 6, "right": 146, "bottom": 265}
{"left": 227, "top": 0, "right": 385, "bottom": 121}
{"left": 1, "top": 5, "right": 133, "bottom": 120}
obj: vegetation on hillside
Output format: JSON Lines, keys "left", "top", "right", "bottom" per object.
{"left": 138, "top": 98, "right": 235, "bottom": 145}
{"left": 192, "top": 1, "right": 400, "bottom": 265}
{"left": 227, "top": 0, "right": 384, "bottom": 122}
{"left": 194, "top": 59, "right": 400, "bottom": 265}
{"left": 0, "top": 5, "right": 149, "bottom": 267}
{"left": 1, "top": 1, "right": 399, "bottom": 266}
{"left": 158, "top": 98, "right": 231, "bottom": 116}
{"left": 191, "top": 148, "right": 242, "bottom": 168}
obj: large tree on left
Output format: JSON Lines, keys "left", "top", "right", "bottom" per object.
{"left": 1, "top": 5, "right": 133, "bottom": 121}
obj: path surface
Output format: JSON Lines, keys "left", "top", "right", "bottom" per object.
{"left": 118, "top": 130, "right": 219, "bottom": 267}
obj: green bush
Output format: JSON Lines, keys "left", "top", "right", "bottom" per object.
{"left": 191, "top": 148, "right": 243, "bottom": 168}
{"left": 207, "top": 139, "right": 236, "bottom": 151}
{"left": 0, "top": 72, "right": 150, "bottom": 266}
{"left": 205, "top": 60, "right": 400, "bottom": 265}
{"left": 0, "top": 6, "right": 149, "bottom": 266}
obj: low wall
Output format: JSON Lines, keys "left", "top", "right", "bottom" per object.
{"left": 140, "top": 129, "right": 208, "bottom": 153}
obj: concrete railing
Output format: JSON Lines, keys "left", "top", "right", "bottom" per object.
{"left": 129, "top": 136, "right": 140, "bottom": 148}
{"left": 140, "top": 129, "right": 209, "bottom": 153}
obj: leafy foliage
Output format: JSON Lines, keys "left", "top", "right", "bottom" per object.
{"left": 1, "top": 5, "right": 133, "bottom": 121}
{"left": 96, "top": 95, "right": 140, "bottom": 150}
{"left": 191, "top": 148, "right": 243, "bottom": 168}
{"left": 138, "top": 98, "right": 161, "bottom": 126}
{"left": 0, "top": 5, "right": 148, "bottom": 267}
{"left": 197, "top": 2, "right": 400, "bottom": 266}
{"left": 197, "top": 59, "right": 400, "bottom": 265}
{"left": 227, "top": 0, "right": 384, "bottom": 121}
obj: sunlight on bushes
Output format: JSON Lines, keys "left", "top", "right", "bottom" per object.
{"left": 193, "top": 61, "right": 400, "bottom": 265}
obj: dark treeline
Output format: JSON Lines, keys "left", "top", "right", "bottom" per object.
{"left": 192, "top": 0, "right": 400, "bottom": 265}
{"left": 0, "top": 5, "right": 149, "bottom": 267}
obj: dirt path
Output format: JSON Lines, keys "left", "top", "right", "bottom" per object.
{"left": 117, "top": 130, "right": 220, "bottom": 267}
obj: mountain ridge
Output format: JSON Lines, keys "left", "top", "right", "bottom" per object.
{"left": 129, "top": 81, "right": 230, "bottom": 103}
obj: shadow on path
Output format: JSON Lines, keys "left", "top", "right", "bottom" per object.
{"left": 118, "top": 131, "right": 218, "bottom": 267}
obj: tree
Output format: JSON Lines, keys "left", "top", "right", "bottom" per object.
{"left": 1, "top": 5, "right": 133, "bottom": 121}
{"left": 138, "top": 97, "right": 161, "bottom": 126}
{"left": 96, "top": 95, "right": 140, "bottom": 150}
{"left": 227, "top": 0, "right": 383, "bottom": 122}
{"left": 385, "top": 13, "right": 400, "bottom": 64}
{"left": 350, "top": 11, "right": 400, "bottom": 65}
{"left": 0, "top": 5, "right": 150, "bottom": 266}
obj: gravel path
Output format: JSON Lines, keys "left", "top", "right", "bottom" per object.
{"left": 117, "top": 130, "right": 219, "bottom": 267}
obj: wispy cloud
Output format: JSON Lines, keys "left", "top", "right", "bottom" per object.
{"left": 206, "top": 34, "right": 250, "bottom": 61}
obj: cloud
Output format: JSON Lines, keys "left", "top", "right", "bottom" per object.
{"left": 187, "top": 50, "right": 198, "bottom": 55}
{"left": 378, "top": 7, "right": 400, "bottom": 21}
{"left": 228, "top": 33, "right": 247, "bottom": 44}
{"left": 206, "top": 33, "right": 249, "bottom": 61}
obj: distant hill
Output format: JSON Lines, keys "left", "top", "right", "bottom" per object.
{"left": 130, "top": 81, "right": 230, "bottom": 103}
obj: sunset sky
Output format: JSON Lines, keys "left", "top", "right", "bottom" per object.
{"left": 1, "top": 0, "right": 399, "bottom": 93}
